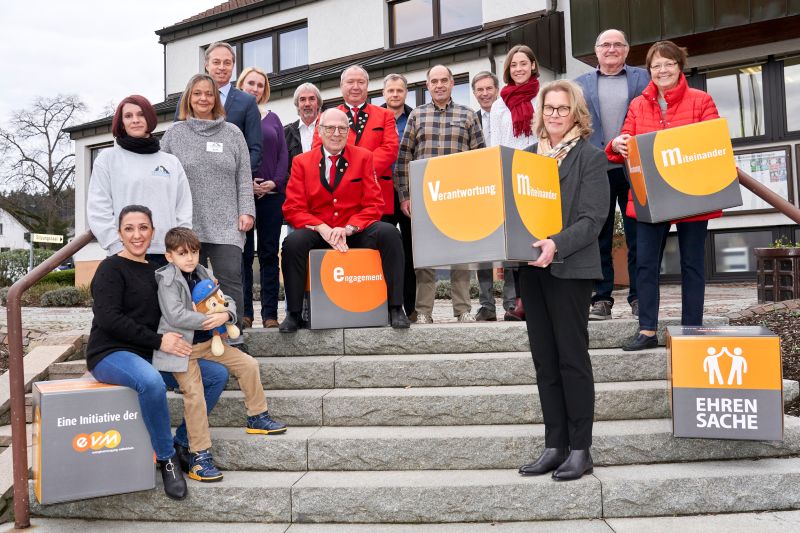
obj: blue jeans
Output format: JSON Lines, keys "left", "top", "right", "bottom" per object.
{"left": 243, "top": 193, "right": 285, "bottom": 321}
{"left": 636, "top": 219, "right": 708, "bottom": 331}
{"left": 160, "top": 359, "right": 228, "bottom": 448}
{"left": 593, "top": 167, "right": 637, "bottom": 305}
{"left": 91, "top": 351, "right": 174, "bottom": 461}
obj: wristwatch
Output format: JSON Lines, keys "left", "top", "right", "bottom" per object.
{"left": 345, "top": 224, "right": 360, "bottom": 234}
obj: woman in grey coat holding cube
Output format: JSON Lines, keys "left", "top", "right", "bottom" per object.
{"left": 517, "top": 80, "right": 609, "bottom": 481}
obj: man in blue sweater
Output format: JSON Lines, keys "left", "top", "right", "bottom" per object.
{"left": 575, "top": 29, "right": 649, "bottom": 321}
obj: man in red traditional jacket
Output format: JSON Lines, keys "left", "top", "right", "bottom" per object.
{"left": 280, "top": 108, "right": 410, "bottom": 332}
{"left": 312, "top": 65, "right": 399, "bottom": 215}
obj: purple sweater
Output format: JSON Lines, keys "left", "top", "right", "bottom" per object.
{"left": 256, "top": 111, "right": 289, "bottom": 193}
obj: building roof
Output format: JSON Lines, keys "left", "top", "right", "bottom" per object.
{"left": 69, "top": 14, "right": 556, "bottom": 139}
{"left": 173, "top": 0, "right": 263, "bottom": 26}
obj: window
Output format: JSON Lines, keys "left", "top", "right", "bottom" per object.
{"left": 783, "top": 56, "right": 800, "bottom": 132}
{"left": 90, "top": 144, "right": 112, "bottom": 172}
{"left": 424, "top": 80, "right": 470, "bottom": 107}
{"left": 389, "top": 0, "right": 482, "bottom": 46}
{"left": 713, "top": 230, "right": 773, "bottom": 273}
{"left": 0, "top": 224, "right": 3, "bottom": 235}
{"left": 705, "top": 65, "right": 765, "bottom": 139}
{"left": 230, "top": 23, "right": 308, "bottom": 76}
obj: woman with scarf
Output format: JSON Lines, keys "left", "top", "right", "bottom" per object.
{"left": 87, "top": 94, "right": 230, "bottom": 476}
{"left": 517, "top": 80, "right": 609, "bottom": 481}
{"left": 488, "top": 44, "right": 541, "bottom": 321}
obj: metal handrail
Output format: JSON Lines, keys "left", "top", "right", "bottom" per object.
{"left": 5, "top": 230, "right": 94, "bottom": 528}
{"left": 737, "top": 168, "right": 800, "bottom": 224}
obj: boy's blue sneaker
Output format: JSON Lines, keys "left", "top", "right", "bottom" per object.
{"left": 187, "top": 449, "right": 223, "bottom": 482}
{"left": 246, "top": 411, "right": 288, "bottom": 435}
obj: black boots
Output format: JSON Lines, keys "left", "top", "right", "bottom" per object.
{"left": 518, "top": 447, "right": 568, "bottom": 476}
{"left": 390, "top": 306, "right": 411, "bottom": 329}
{"left": 552, "top": 449, "right": 593, "bottom": 481}
{"left": 279, "top": 312, "right": 307, "bottom": 332}
{"left": 158, "top": 454, "right": 188, "bottom": 500}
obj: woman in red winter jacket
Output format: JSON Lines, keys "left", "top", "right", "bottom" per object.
{"left": 606, "top": 41, "right": 721, "bottom": 351}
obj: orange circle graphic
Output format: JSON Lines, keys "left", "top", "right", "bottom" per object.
{"left": 511, "top": 151, "right": 563, "bottom": 239}
{"left": 72, "top": 433, "right": 90, "bottom": 453}
{"left": 653, "top": 119, "right": 737, "bottom": 196}
{"left": 320, "top": 250, "right": 387, "bottom": 312}
{"left": 422, "top": 148, "right": 504, "bottom": 242}
{"left": 627, "top": 138, "right": 648, "bottom": 207}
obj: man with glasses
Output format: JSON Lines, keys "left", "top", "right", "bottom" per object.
{"left": 313, "top": 65, "right": 400, "bottom": 217}
{"left": 280, "top": 108, "right": 410, "bottom": 332}
{"left": 575, "top": 29, "right": 649, "bottom": 321}
{"left": 396, "top": 65, "right": 486, "bottom": 324}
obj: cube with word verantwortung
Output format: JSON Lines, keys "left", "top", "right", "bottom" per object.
{"left": 667, "top": 325, "right": 783, "bottom": 441}
{"left": 409, "top": 146, "right": 562, "bottom": 269}
{"left": 32, "top": 377, "right": 155, "bottom": 504}
{"left": 626, "top": 118, "right": 742, "bottom": 223}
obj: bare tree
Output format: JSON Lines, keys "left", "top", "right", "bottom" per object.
{"left": 0, "top": 94, "right": 86, "bottom": 234}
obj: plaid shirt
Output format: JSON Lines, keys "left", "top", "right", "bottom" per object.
{"left": 395, "top": 99, "right": 485, "bottom": 202}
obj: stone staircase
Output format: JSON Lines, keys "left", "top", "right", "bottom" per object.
{"left": 27, "top": 318, "right": 800, "bottom": 526}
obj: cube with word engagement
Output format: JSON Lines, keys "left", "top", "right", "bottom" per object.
{"left": 409, "top": 146, "right": 561, "bottom": 269}
{"left": 308, "top": 248, "right": 388, "bottom": 329}
{"left": 667, "top": 325, "right": 783, "bottom": 441}
{"left": 32, "top": 377, "right": 155, "bottom": 504}
{"left": 625, "top": 118, "right": 742, "bottom": 223}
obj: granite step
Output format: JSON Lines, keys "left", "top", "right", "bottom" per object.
{"left": 48, "top": 347, "right": 670, "bottom": 391}
{"left": 244, "top": 316, "right": 728, "bottom": 356}
{"left": 170, "top": 380, "right": 799, "bottom": 427}
{"left": 33, "top": 457, "right": 800, "bottom": 523}
{"left": 205, "top": 417, "right": 800, "bottom": 471}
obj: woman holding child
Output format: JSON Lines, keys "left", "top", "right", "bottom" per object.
{"left": 86, "top": 205, "right": 191, "bottom": 500}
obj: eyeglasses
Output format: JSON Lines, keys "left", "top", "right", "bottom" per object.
{"left": 650, "top": 61, "right": 678, "bottom": 71}
{"left": 542, "top": 105, "right": 572, "bottom": 117}
{"left": 320, "top": 125, "right": 349, "bottom": 134}
{"left": 595, "top": 42, "right": 628, "bottom": 50}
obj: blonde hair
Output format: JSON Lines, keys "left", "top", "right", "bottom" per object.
{"left": 533, "top": 80, "right": 593, "bottom": 141}
{"left": 178, "top": 74, "right": 225, "bottom": 121}
{"left": 236, "top": 67, "right": 270, "bottom": 104}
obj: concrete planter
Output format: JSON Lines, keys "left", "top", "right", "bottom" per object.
{"left": 754, "top": 247, "right": 800, "bottom": 303}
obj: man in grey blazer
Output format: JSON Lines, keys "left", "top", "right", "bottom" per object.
{"left": 574, "top": 29, "right": 649, "bottom": 321}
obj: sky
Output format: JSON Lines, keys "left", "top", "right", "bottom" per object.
{"left": 0, "top": 0, "right": 222, "bottom": 125}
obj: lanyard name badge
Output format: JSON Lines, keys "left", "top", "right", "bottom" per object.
{"left": 206, "top": 142, "right": 223, "bottom": 153}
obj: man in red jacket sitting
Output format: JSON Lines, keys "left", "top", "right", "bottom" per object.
{"left": 312, "top": 65, "right": 399, "bottom": 216}
{"left": 280, "top": 108, "right": 410, "bottom": 332}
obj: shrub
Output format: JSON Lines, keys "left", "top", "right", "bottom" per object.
{"left": 0, "top": 249, "right": 56, "bottom": 286}
{"left": 37, "top": 269, "right": 75, "bottom": 286}
{"left": 0, "top": 282, "right": 62, "bottom": 306}
{"left": 40, "top": 287, "right": 85, "bottom": 307}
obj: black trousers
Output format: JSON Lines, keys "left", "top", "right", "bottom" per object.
{"left": 381, "top": 190, "right": 416, "bottom": 316}
{"left": 519, "top": 266, "right": 595, "bottom": 449}
{"left": 281, "top": 221, "right": 405, "bottom": 313}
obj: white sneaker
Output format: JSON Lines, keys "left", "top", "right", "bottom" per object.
{"left": 416, "top": 313, "right": 434, "bottom": 324}
{"left": 456, "top": 312, "right": 475, "bottom": 322}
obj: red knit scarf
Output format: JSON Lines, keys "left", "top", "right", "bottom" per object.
{"left": 500, "top": 77, "right": 540, "bottom": 138}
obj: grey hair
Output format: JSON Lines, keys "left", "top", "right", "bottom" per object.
{"left": 341, "top": 65, "right": 369, "bottom": 84}
{"left": 595, "top": 29, "right": 629, "bottom": 46}
{"left": 205, "top": 41, "right": 236, "bottom": 63}
{"left": 383, "top": 73, "right": 408, "bottom": 89}
{"left": 471, "top": 70, "right": 498, "bottom": 90}
{"left": 292, "top": 82, "right": 323, "bottom": 109}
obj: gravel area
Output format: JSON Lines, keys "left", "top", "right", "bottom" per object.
{"left": 731, "top": 308, "right": 800, "bottom": 416}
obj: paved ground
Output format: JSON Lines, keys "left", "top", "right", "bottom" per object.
{"left": 2, "top": 282, "right": 758, "bottom": 336}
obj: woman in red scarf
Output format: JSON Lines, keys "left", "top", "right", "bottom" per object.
{"left": 489, "top": 44, "right": 540, "bottom": 150}
{"left": 488, "top": 44, "right": 541, "bottom": 321}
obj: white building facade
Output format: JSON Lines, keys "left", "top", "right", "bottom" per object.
{"left": 0, "top": 208, "right": 31, "bottom": 252}
{"left": 68, "top": 0, "right": 800, "bottom": 285}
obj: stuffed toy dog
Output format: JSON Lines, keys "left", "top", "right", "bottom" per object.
{"left": 191, "top": 279, "right": 241, "bottom": 356}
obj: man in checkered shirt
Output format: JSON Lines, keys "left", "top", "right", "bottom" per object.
{"left": 395, "top": 64, "right": 486, "bottom": 324}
